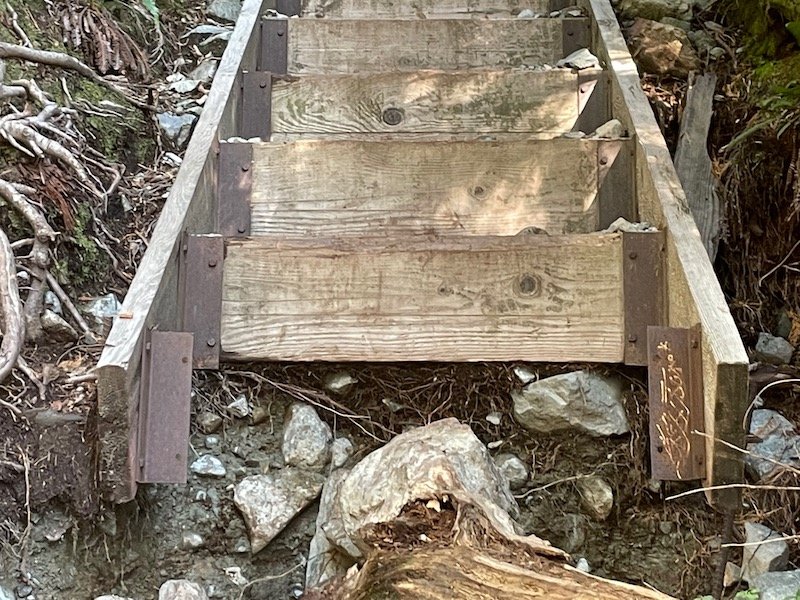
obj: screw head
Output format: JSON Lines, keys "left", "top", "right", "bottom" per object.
{"left": 237, "top": 225, "right": 247, "bottom": 234}
{"left": 241, "top": 164, "right": 250, "bottom": 172}
{"left": 382, "top": 107, "right": 404, "bottom": 126}
{"left": 259, "top": 81, "right": 267, "bottom": 89}
{"left": 206, "top": 338, "right": 217, "bottom": 348}
{"left": 208, "top": 258, "right": 218, "bottom": 268}
{"left": 599, "top": 157, "right": 608, "bottom": 165}
{"left": 629, "top": 251, "right": 638, "bottom": 259}
{"left": 628, "top": 334, "right": 638, "bottom": 343}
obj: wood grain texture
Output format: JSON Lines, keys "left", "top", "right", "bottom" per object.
{"left": 249, "top": 138, "right": 608, "bottom": 237}
{"left": 271, "top": 69, "right": 589, "bottom": 135}
{"left": 95, "top": 0, "right": 265, "bottom": 502}
{"left": 285, "top": 18, "right": 573, "bottom": 74}
{"left": 584, "top": 0, "right": 748, "bottom": 508}
{"left": 301, "top": 0, "right": 553, "bottom": 18}
{"left": 221, "top": 235, "right": 624, "bottom": 362}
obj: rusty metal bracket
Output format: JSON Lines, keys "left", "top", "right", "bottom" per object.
{"left": 561, "top": 18, "right": 591, "bottom": 56}
{"left": 622, "top": 231, "right": 665, "bottom": 365}
{"left": 597, "top": 138, "right": 635, "bottom": 228}
{"left": 240, "top": 70, "right": 272, "bottom": 140}
{"left": 218, "top": 142, "right": 253, "bottom": 237}
{"left": 276, "top": 0, "right": 300, "bottom": 15}
{"left": 574, "top": 71, "right": 609, "bottom": 135}
{"left": 259, "top": 19, "right": 288, "bottom": 74}
{"left": 180, "top": 234, "right": 224, "bottom": 369}
{"left": 137, "top": 330, "right": 193, "bottom": 484}
{"left": 647, "top": 325, "right": 706, "bottom": 481}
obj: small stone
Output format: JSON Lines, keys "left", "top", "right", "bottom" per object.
{"left": 206, "top": 0, "right": 241, "bottom": 22}
{"left": 723, "top": 562, "right": 742, "bottom": 587}
{"left": 197, "top": 411, "right": 223, "bottom": 433}
{"left": 513, "top": 371, "right": 629, "bottom": 437}
{"left": 41, "top": 309, "right": 79, "bottom": 341}
{"left": 486, "top": 412, "right": 502, "bottom": 426}
{"left": 168, "top": 79, "right": 201, "bottom": 94}
{"left": 576, "top": 476, "right": 614, "bottom": 520}
{"left": 191, "top": 455, "right": 226, "bottom": 478}
{"left": 517, "top": 8, "right": 535, "bottom": 17}
{"left": 283, "top": 403, "right": 333, "bottom": 471}
{"left": 189, "top": 60, "right": 218, "bottom": 83}
{"left": 251, "top": 405, "right": 269, "bottom": 425}
{"left": 658, "top": 520, "right": 674, "bottom": 534}
{"left": 290, "top": 583, "right": 304, "bottom": 599}
{"left": 233, "top": 538, "right": 250, "bottom": 553}
{"left": 755, "top": 332, "right": 795, "bottom": 365}
{"left": 158, "top": 579, "right": 208, "bottom": 600}
{"left": 618, "top": 0, "right": 691, "bottom": 20}
{"left": 181, "top": 531, "right": 204, "bottom": 549}
{"left": 603, "top": 217, "right": 656, "bottom": 233}
{"left": 234, "top": 468, "right": 325, "bottom": 553}
{"left": 324, "top": 372, "right": 357, "bottom": 395}
{"left": 746, "top": 409, "right": 800, "bottom": 480}
{"left": 14, "top": 585, "right": 32, "bottom": 599}
{"left": 659, "top": 16, "right": 690, "bottom": 30}
{"left": 44, "top": 291, "right": 62, "bottom": 314}
{"left": 227, "top": 395, "right": 251, "bottom": 418}
{"left": 487, "top": 440, "right": 503, "bottom": 449}
{"left": 494, "top": 453, "right": 529, "bottom": 490}
{"left": 0, "top": 586, "right": 11, "bottom": 600}
{"left": 94, "top": 596, "right": 134, "bottom": 600}
{"left": 513, "top": 366, "right": 537, "bottom": 384}
{"left": 157, "top": 112, "right": 197, "bottom": 150}
{"left": 742, "top": 522, "right": 789, "bottom": 582}
{"left": 709, "top": 47, "right": 725, "bottom": 60}
{"left": 592, "top": 119, "right": 626, "bottom": 138}
{"left": 576, "top": 557, "right": 591, "bottom": 573}
{"left": 204, "top": 435, "right": 220, "bottom": 449}
{"left": 331, "top": 437, "right": 355, "bottom": 469}
{"left": 557, "top": 48, "right": 600, "bottom": 70}
{"left": 750, "top": 570, "right": 800, "bottom": 600}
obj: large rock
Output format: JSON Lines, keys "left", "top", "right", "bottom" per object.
{"left": 0, "top": 586, "right": 13, "bottom": 600}
{"left": 618, "top": 0, "right": 692, "bottom": 20}
{"left": 755, "top": 332, "right": 795, "bottom": 365}
{"left": 283, "top": 404, "right": 333, "bottom": 471}
{"left": 746, "top": 409, "right": 800, "bottom": 480}
{"left": 627, "top": 18, "right": 701, "bottom": 77}
{"left": 576, "top": 476, "right": 614, "bottom": 521}
{"left": 206, "top": 0, "right": 241, "bottom": 22}
{"left": 158, "top": 580, "right": 208, "bottom": 600}
{"left": 751, "top": 571, "right": 800, "bottom": 600}
{"left": 306, "top": 419, "right": 563, "bottom": 587}
{"left": 742, "top": 522, "right": 789, "bottom": 583}
{"left": 234, "top": 468, "right": 325, "bottom": 553}
{"left": 157, "top": 112, "right": 197, "bottom": 150}
{"left": 306, "top": 470, "right": 354, "bottom": 589}
{"left": 512, "top": 371, "right": 629, "bottom": 437}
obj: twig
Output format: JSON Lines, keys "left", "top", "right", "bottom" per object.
{"left": 666, "top": 483, "right": 800, "bottom": 501}
{"left": 65, "top": 372, "right": 97, "bottom": 384}
{"left": 693, "top": 430, "right": 800, "bottom": 477}
{"left": 16, "top": 356, "right": 46, "bottom": 402}
{"left": 237, "top": 561, "right": 305, "bottom": 600}
{"left": 5, "top": 4, "right": 32, "bottom": 48}
{"left": 758, "top": 238, "right": 800, "bottom": 287}
{"left": 45, "top": 272, "right": 96, "bottom": 343}
{"left": 16, "top": 444, "right": 31, "bottom": 576}
{"left": 724, "top": 534, "right": 800, "bottom": 548}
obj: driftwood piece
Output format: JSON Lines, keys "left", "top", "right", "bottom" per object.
{"left": 674, "top": 73, "right": 720, "bottom": 261}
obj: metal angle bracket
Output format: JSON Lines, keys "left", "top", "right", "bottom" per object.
{"left": 240, "top": 70, "right": 272, "bottom": 140}
{"left": 561, "top": 17, "right": 591, "bottom": 56}
{"left": 647, "top": 325, "right": 706, "bottom": 481}
{"left": 574, "top": 71, "right": 610, "bottom": 135}
{"left": 217, "top": 142, "right": 253, "bottom": 237}
{"left": 137, "top": 329, "right": 193, "bottom": 484}
{"left": 180, "top": 234, "right": 225, "bottom": 369}
{"left": 597, "top": 138, "right": 635, "bottom": 228}
{"left": 622, "top": 231, "right": 665, "bottom": 365}
{"left": 259, "top": 18, "right": 289, "bottom": 74}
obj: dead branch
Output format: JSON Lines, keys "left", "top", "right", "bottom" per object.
{"left": 0, "top": 41, "right": 152, "bottom": 110}
{"left": 0, "top": 225, "right": 24, "bottom": 385}
{"left": 45, "top": 272, "right": 96, "bottom": 343}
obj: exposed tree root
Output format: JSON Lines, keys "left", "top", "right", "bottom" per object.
{"left": 0, "top": 225, "right": 24, "bottom": 385}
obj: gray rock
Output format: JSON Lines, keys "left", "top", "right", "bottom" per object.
{"left": 576, "top": 557, "right": 591, "bottom": 573}
{"left": 234, "top": 468, "right": 325, "bottom": 553}
{"left": 251, "top": 405, "right": 269, "bottom": 425}
{"left": 207, "top": 0, "right": 241, "bottom": 22}
{"left": 197, "top": 411, "right": 222, "bottom": 433}
{"left": 44, "top": 290, "right": 62, "bottom": 314}
{"left": 688, "top": 29, "right": 716, "bottom": 55}
{"left": 603, "top": 217, "right": 657, "bottom": 233}
{"left": 306, "top": 469, "right": 353, "bottom": 588}
{"left": 618, "top": 0, "right": 692, "bottom": 20}
{"left": 204, "top": 435, "right": 220, "bottom": 449}
{"left": 494, "top": 453, "right": 529, "bottom": 490}
{"left": 14, "top": 584, "right": 31, "bottom": 598}
{"left": 189, "top": 60, "right": 218, "bottom": 83}
{"left": 82, "top": 293, "right": 121, "bottom": 321}
{"left": 227, "top": 395, "right": 251, "bottom": 418}
{"left": 755, "top": 332, "right": 795, "bottom": 365}
{"left": 282, "top": 403, "right": 332, "bottom": 471}
{"left": 157, "top": 112, "right": 197, "bottom": 150}
{"left": 41, "top": 309, "right": 78, "bottom": 341}
{"left": 557, "top": 48, "right": 600, "bottom": 70}
{"left": 746, "top": 409, "right": 800, "bottom": 479}
{"left": 723, "top": 562, "right": 741, "bottom": 587}
{"left": 486, "top": 411, "right": 502, "bottom": 426}
{"left": 94, "top": 596, "right": 134, "bottom": 600}
{"left": 576, "top": 476, "right": 614, "bottom": 520}
{"left": 331, "top": 437, "right": 355, "bottom": 469}
{"left": 659, "top": 16, "right": 691, "bottom": 30}
{"left": 751, "top": 570, "right": 800, "bottom": 600}
{"left": 708, "top": 47, "right": 726, "bottom": 60}
{"left": 324, "top": 372, "right": 357, "bottom": 395}
{"left": 592, "top": 119, "right": 626, "bottom": 138}
{"left": 517, "top": 8, "right": 535, "bottom": 17}
{"left": 513, "top": 371, "right": 629, "bottom": 436}
{"left": 0, "top": 587, "right": 13, "bottom": 600}
{"left": 190, "top": 455, "right": 226, "bottom": 478}
{"left": 513, "top": 366, "right": 537, "bottom": 385}
{"left": 168, "top": 79, "right": 201, "bottom": 94}
{"left": 742, "top": 522, "right": 789, "bottom": 583}
{"left": 158, "top": 580, "right": 208, "bottom": 600}
{"left": 181, "top": 531, "right": 204, "bottom": 549}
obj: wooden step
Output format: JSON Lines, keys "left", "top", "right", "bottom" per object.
{"left": 271, "top": 17, "right": 589, "bottom": 74}
{"left": 244, "top": 137, "right": 631, "bottom": 237}
{"left": 266, "top": 69, "right": 602, "bottom": 137}
{"left": 300, "top": 0, "right": 559, "bottom": 19}
{"left": 220, "top": 234, "right": 624, "bottom": 362}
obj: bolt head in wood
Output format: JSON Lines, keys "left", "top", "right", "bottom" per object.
{"left": 206, "top": 338, "right": 217, "bottom": 347}
{"left": 382, "top": 107, "right": 404, "bottom": 126}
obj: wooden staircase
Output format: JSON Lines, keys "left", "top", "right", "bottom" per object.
{"left": 96, "top": 0, "right": 749, "bottom": 508}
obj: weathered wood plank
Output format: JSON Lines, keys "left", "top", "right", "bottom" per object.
{"left": 95, "top": 0, "right": 265, "bottom": 503}
{"left": 584, "top": 0, "right": 748, "bottom": 508}
{"left": 220, "top": 234, "right": 624, "bottom": 362}
{"left": 674, "top": 73, "right": 720, "bottom": 261}
{"left": 284, "top": 18, "right": 580, "bottom": 74}
{"left": 301, "top": 0, "right": 556, "bottom": 18}
{"left": 270, "top": 69, "right": 591, "bottom": 136}
{"left": 249, "top": 138, "right": 631, "bottom": 236}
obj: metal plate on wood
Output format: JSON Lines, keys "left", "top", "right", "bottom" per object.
{"left": 647, "top": 325, "right": 706, "bottom": 481}
{"left": 260, "top": 19, "right": 288, "bottom": 74}
{"left": 181, "top": 234, "right": 224, "bottom": 369}
{"left": 598, "top": 138, "right": 635, "bottom": 228}
{"left": 623, "top": 231, "right": 665, "bottom": 365}
{"left": 241, "top": 70, "right": 272, "bottom": 140}
{"left": 561, "top": 17, "right": 591, "bottom": 56}
{"left": 574, "top": 71, "right": 609, "bottom": 134}
{"left": 218, "top": 142, "right": 252, "bottom": 237}
{"left": 138, "top": 330, "right": 193, "bottom": 483}
{"left": 276, "top": 0, "right": 300, "bottom": 15}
